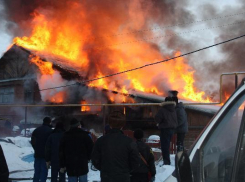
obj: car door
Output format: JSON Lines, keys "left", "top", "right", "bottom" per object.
{"left": 191, "top": 89, "right": 245, "bottom": 182}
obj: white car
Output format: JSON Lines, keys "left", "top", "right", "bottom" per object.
{"left": 166, "top": 78, "right": 245, "bottom": 182}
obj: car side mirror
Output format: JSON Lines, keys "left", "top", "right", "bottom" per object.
{"left": 175, "top": 151, "right": 194, "bottom": 182}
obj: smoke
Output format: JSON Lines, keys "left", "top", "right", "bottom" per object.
{"left": 187, "top": 0, "right": 245, "bottom": 101}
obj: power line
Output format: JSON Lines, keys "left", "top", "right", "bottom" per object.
{"left": 39, "top": 33, "right": 245, "bottom": 92}
{"left": 80, "top": 12, "right": 245, "bottom": 41}
{"left": 78, "top": 21, "right": 245, "bottom": 51}
{"left": 99, "top": 21, "right": 245, "bottom": 49}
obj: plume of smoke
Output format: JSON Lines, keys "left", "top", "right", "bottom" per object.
{"left": 187, "top": 1, "right": 245, "bottom": 101}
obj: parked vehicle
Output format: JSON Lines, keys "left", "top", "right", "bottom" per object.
{"left": 166, "top": 77, "right": 245, "bottom": 182}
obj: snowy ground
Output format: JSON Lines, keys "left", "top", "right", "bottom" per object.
{"left": 1, "top": 136, "right": 175, "bottom": 182}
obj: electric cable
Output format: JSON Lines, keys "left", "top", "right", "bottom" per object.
{"left": 95, "top": 21, "right": 245, "bottom": 49}
{"left": 38, "top": 33, "right": 245, "bottom": 92}
{"left": 80, "top": 12, "right": 245, "bottom": 41}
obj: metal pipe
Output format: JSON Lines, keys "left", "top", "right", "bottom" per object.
{"left": 103, "top": 106, "right": 106, "bottom": 136}
{"left": 235, "top": 74, "right": 238, "bottom": 89}
{"left": 0, "top": 102, "right": 176, "bottom": 107}
{"left": 24, "top": 107, "right": 27, "bottom": 137}
{"left": 220, "top": 72, "right": 245, "bottom": 104}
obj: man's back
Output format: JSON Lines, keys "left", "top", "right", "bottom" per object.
{"left": 155, "top": 104, "right": 178, "bottom": 129}
{"left": 92, "top": 128, "right": 140, "bottom": 182}
{"left": 31, "top": 124, "right": 52, "bottom": 158}
{"left": 59, "top": 127, "right": 93, "bottom": 177}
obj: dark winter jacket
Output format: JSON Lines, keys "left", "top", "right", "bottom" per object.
{"left": 155, "top": 104, "right": 178, "bottom": 129}
{"left": 131, "top": 140, "right": 156, "bottom": 177}
{"left": 31, "top": 124, "right": 53, "bottom": 158}
{"left": 0, "top": 144, "right": 9, "bottom": 182}
{"left": 59, "top": 127, "right": 94, "bottom": 177}
{"left": 45, "top": 128, "right": 64, "bottom": 168}
{"left": 175, "top": 102, "right": 188, "bottom": 133}
{"left": 91, "top": 128, "right": 141, "bottom": 182}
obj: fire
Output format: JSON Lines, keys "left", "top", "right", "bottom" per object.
{"left": 49, "top": 92, "right": 65, "bottom": 103}
{"left": 181, "top": 72, "right": 211, "bottom": 103}
{"left": 88, "top": 72, "right": 108, "bottom": 90}
{"left": 30, "top": 55, "right": 54, "bottom": 75}
{"left": 81, "top": 101, "right": 90, "bottom": 112}
{"left": 12, "top": 2, "right": 213, "bottom": 104}
{"left": 162, "top": 52, "right": 212, "bottom": 102}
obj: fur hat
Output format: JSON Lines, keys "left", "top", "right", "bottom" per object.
{"left": 134, "top": 128, "right": 144, "bottom": 140}
{"left": 108, "top": 111, "right": 126, "bottom": 129}
{"left": 70, "top": 118, "right": 81, "bottom": 128}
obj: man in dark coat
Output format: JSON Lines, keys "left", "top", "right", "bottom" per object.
{"left": 155, "top": 97, "right": 177, "bottom": 165}
{"left": 173, "top": 97, "right": 188, "bottom": 152}
{"left": 92, "top": 111, "right": 140, "bottom": 182}
{"left": 59, "top": 118, "right": 93, "bottom": 182}
{"left": 0, "top": 144, "right": 9, "bottom": 182}
{"left": 131, "top": 129, "right": 156, "bottom": 182}
{"left": 45, "top": 121, "right": 66, "bottom": 182}
{"left": 31, "top": 117, "right": 53, "bottom": 182}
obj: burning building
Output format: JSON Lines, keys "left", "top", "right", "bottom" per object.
{"left": 1, "top": 0, "right": 245, "bottom": 148}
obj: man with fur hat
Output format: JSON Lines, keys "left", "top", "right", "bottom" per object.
{"left": 92, "top": 111, "right": 140, "bottom": 182}
{"left": 59, "top": 118, "right": 93, "bottom": 182}
{"left": 155, "top": 97, "right": 177, "bottom": 165}
{"left": 131, "top": 129, "right": 156, "bottom": 182}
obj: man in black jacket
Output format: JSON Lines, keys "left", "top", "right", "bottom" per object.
{"left": 45, "top": 121, "right": 66, "bottom": 182}
{"left": 31, "top": 117, "right": 53, "bottom": 182}
{"left": 59, "top": 118, "right": 93, "bottom": 182}
{"left": 131, "top": 129, "right": 156, "bottom": 182}
{"left": 92, "top": 111, "right": 140, "bottom": 182}
{"left": 0, "top": 144, "right": 9, "bottom": 182}
{"left": 155, "top": 97, "right": 177, "bottom": 165}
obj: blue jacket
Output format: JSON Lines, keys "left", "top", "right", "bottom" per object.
{"left": 175, "top": 102, "right": 188, "bottom": 133}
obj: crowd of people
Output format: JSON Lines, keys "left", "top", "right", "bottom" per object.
{"left": 0, "top": 91, "right": 188, "bottom": 182}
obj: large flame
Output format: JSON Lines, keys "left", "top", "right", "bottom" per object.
{"left": 13, "top": 2, "right": 212, "bottom": 104}
{"left": 30, "top": 55, "right": 54, "bottom": 75}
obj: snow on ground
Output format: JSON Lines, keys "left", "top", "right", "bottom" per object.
{"left": 1, "top": 136, "right": 175, "bottom": 182}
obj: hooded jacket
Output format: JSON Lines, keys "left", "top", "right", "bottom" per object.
{"left": 175, "top": 102, "right": 188, "bottom": 133}
{"left": 155, "top": 104, "right": 178, "bottom": 129}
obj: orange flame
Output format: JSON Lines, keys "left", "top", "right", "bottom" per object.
{"left": 81, "top": 100, "right": 90, "bottom": 112}
{"left": 30, "top": 55, "right": 54, "bottom": 75}
{"left": 49, "top": 91, "right": 65, "bottom": 103}
{"left": 12, "top": 4, "right": 213, "bottom": 104}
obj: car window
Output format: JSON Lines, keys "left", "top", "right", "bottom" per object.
{"left": 200, "top": 93, "right": 245, "bottom": 182}
{"left": 234, "top": 104, "right": 245, "bottom": 182}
